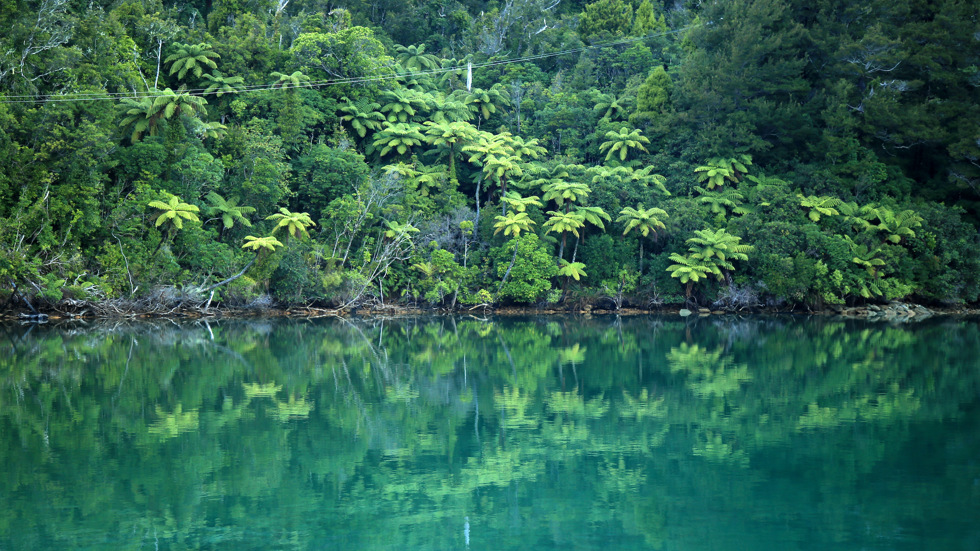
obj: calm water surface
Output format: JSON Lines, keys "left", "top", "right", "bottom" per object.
{"left": 1, "top": 315, "right": 978, "bottom": 550}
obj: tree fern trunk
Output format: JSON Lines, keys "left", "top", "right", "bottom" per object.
{"left": 557, "top": 231, "right": 567, "bottom": 267}
{"left": 639, "top": 240, "right": 644, "bottom": 275}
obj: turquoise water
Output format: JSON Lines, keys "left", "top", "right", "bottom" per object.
{"left": 1, "top": 316, "right": 978, "bottom": 550}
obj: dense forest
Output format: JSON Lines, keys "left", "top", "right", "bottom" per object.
{"left": 1, "top": 0, "right": 978, "bottom": 312}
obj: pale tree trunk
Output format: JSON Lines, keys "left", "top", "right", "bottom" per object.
{"left": 556, "top": 231, "right": 566, "bottom": 267}
{"left": 154, "top": 38, "right": 163, "bottom": 89}
{"left": 495, "top": 237, "right": 520, "bottom": 300}
{"left": 203, "top": 254, "right": 258, "bottom": 310}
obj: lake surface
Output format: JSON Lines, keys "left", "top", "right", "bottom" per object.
{"left": 1, "top": 315, "right": 979, "bottom": 550}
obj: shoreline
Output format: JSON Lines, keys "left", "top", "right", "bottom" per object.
{"left": 3, "top": 299, "right": 978, "bottom": 322}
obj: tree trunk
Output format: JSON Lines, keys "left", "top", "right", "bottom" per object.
{"left": 639, "top": 240, "right": 644, "bottom": 275}
{"left": 204, "top": 254, "right": 258, "bottom": 295}
{"left": 151, "top": 229, "right": 171, "bottom": 257}
{"left": 557, "top": 231, "right": 567, "bottom": 267}
{"left": 449, "top": 145, "right": 458, "bottom": 185}
{"left": 500, "top": 177, "right": 508, "bottom": 215}
{"left": 495, "top": 237, "right": 520, "bottom": 300}
{"left": 154, "top": 38, "right": 163, "bottom": 89}
{"left": 474, "top": 175, "right": 481, "bottom": 226}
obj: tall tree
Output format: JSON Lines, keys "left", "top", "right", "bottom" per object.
{"left": 544, "top": 210, "right": 586, "bottom": 265}
{"left": 493, "top": 207, "right": 537, "bottom": 300}
{"left": 578, "top": 0, "right": 634, "bottom": 41}
{"left": 424, "top": 121, "right": 480, "bottom": 185}
{"left": 671, "top": 0, "right": 808, "bottom": 160}
{"left": 617, "top": 204, "right": 667, "bottom": 274}
{"left": 270, "top": 71, "right": 311, "bottom": 148}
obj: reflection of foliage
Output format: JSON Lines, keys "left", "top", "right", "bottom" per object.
{"left": 667, "top": 343, "right": 751, "bottom": 397}
{"left": 619, "top": 389, "right": 666, "bottom": 421}
{"left": 547, "top": 389, "right": 608, "bottom": 419}
{"left": 797, "top": 389, "right": 920, "bottom": 430}
{"left": 146, "top": 404, "right": 199, "bottom": 441}
{"left": 1, "top": 317, "right": 978, "bottom": 549}
{"left": 693, "top": 430, "right": 749, "bottom": 468}
{"left": 275, "top": 395, "right": 313, "bottom": 420}
{"left": 244, "top": 382, "right": 282, "bottom": 398}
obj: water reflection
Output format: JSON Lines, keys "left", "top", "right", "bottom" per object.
{"left": 1, "top": 316, "right": 979, "bottom": 550}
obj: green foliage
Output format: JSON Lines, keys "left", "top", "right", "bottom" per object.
{"left": 635, "top": 66, "right": 671, "bottom": 115}
{"left": 411, "top": 247, "right": 465, "bottom": 305}
{"left": 266, "top": 208, "right": 315, "bottom": 239}
{"left": 501, "top": 191, "right": 543, "bottom": 214}
{"left": 395, "top": 43, "right": 439, "bottom": 72}
{"left": 148, "top": 194, "right": 200, "bottom": 230}
{"left": 204, "top": 192, "right": 253, "bottom": 231}
{"left": 798, "top": 194, "right": 843, "bottom": 222}
{"left": 593, "top": 93, "right": 634, "bottom": 122}
{"left": 373, "top": 122, "right": 425, "bottom": 157}
{"left": 541, "top": 180, "right": 591, "bottom": 209}
{"left": 339, "top": 97, "right": 385, "bottom": 138}
{"left": 599, "top": 127, "right": 650, "bottom": 163}
{"left": 544, "top": 210, "right": 585, "bottom": 239}
{"left": 694, "top": 156, "right": 752, "bottom": 190}
{"left": 242, "top": 235, "right": 283, "bottom": 253}
{"left": 579, "top": 0, "right": 634, "bottom": 41}
{"left": 668, "top": 228, "right": 752, "bottom": 299}
{"left": 492, "top": 234, "right": 557, "bottom": 303}
{"left": 618, "top": 204, "right": 667, "bottom": 238}
{"left": 632, "top": 1, "right": 667, "bottom": 37}
{"left": 202, "top": 71, "right": 245, "bottom": 98}
{"left": 695, "top": 187, "right": 746, "bottom": 220}
{"left": 666, "top": 252, "right": 713, "bottom": 298}
{"left": 270, "top": 70, "right": 310, "bottom": 90}
{"left": 165, "top": 43, "right": 219, "bottom": 81}
{"left": 294, "top": 145, "right": 370, "bottom": 216}
{"left": 465, "top": 84, "right": 511, "bottom": 122}
{"left": 558, "top": 259, "right": 588, "bottom": 282}
{"left": 292, "top": 26, "right": 392, "bottom": 82}
{"left": 687, "top": 228, "right": 753, "bottom": 268}
{"left": 0, "top": 0, "right": 978, "bottom": 308}
{"left": 493, "top": 211, "right": 535, "bottom": 238}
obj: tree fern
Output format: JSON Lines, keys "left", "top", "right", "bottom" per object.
{"left": 798, "top": 194, "right": 843, "bottom": 222}
{"left": 206, "top": 192, "right": 255, "bottom": 230}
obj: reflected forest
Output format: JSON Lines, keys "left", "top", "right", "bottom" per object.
{"left": 2, "top": 316, "right": 979, "bottom": 549}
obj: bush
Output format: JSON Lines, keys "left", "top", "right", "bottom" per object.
{"left": 491, "top": 234, "right": 557, "bottom": 303}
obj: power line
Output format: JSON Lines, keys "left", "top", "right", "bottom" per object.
{"left": 0, "top": 26, "right": 695, "bottom": 105}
